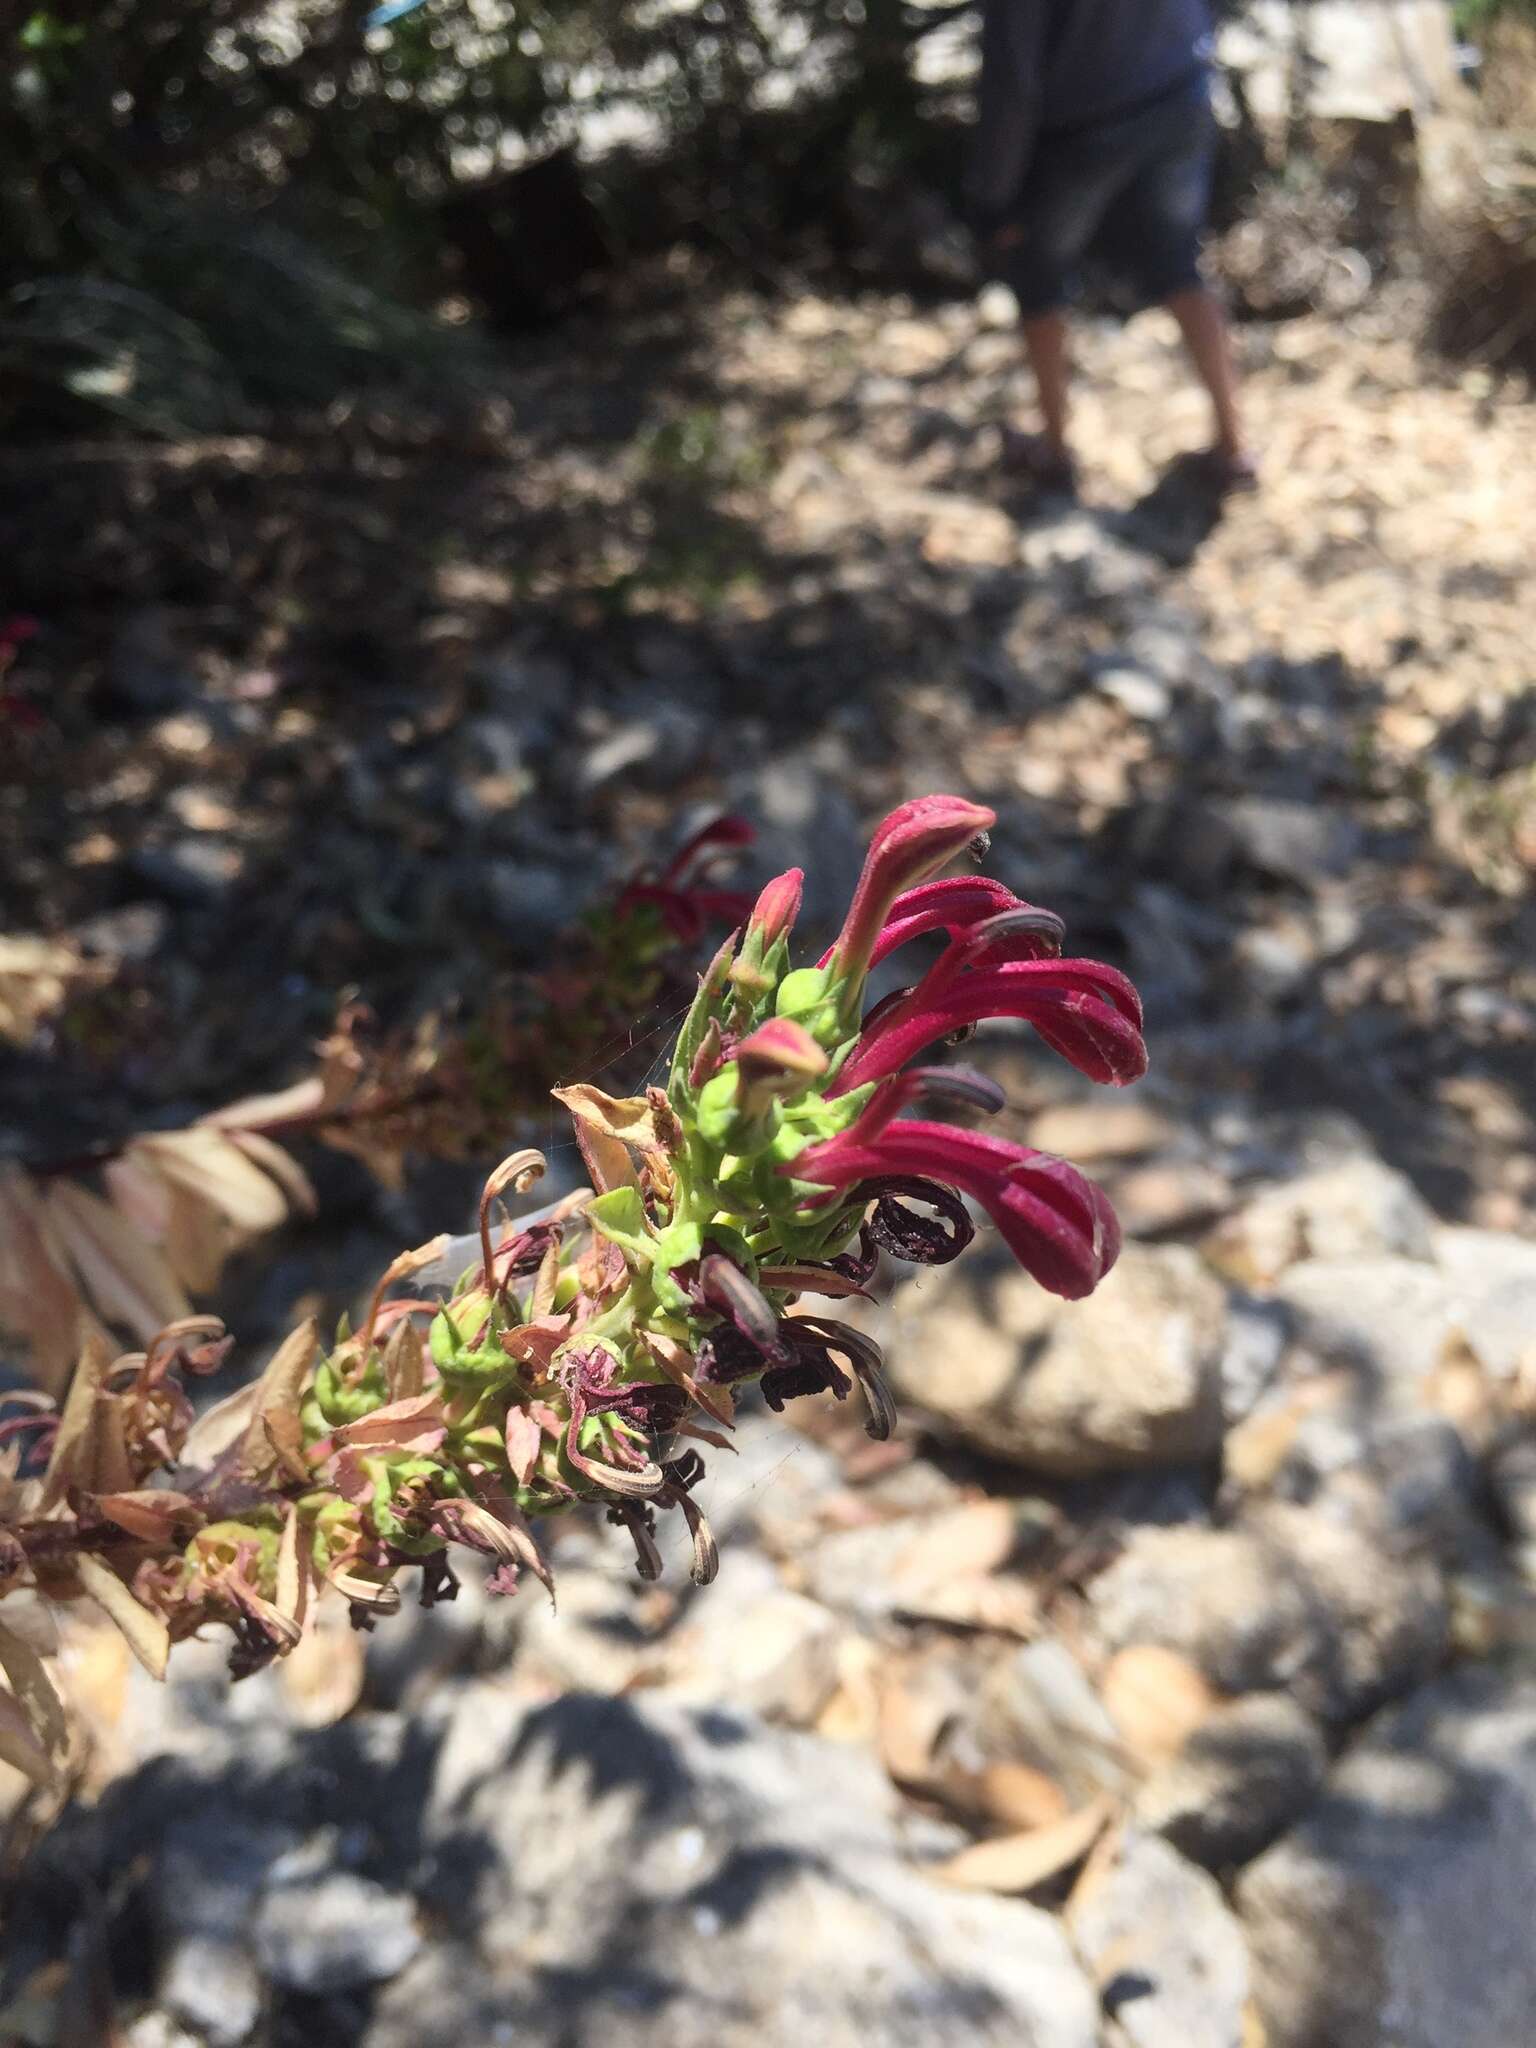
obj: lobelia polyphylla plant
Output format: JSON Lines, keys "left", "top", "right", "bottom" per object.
{"left": 1, "top": 796, "right": 1148, "bottom": 1686}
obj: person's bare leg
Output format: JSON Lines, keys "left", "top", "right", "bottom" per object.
{"left": 1021, "top": 309, "right": 1072, "bottom": 460}
{"left": 1164, "top": 285, "right": 1252, "bottom": 472}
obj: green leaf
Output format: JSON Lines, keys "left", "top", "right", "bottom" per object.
{"left": 651, "top": 1220, "right": 703, "bottom": 1310}
{"left": 587, "top": 1186, "right": 650, "bottom": 1257}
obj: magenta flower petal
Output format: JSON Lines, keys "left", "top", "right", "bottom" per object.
{"left": 836, "top": 959, "right": 1147, "bottom": 1092}
{"left": 818, "top": 875, "right": 1019, "bottom": 970}
{"left": 826, "top": 795, "right": 996, "bottom": 996}
{"left": 793, "top": 1120, "right": 1120, "bottom": 1299}
{"left": 747, "top": 868, "right": 804, "bottom": 946}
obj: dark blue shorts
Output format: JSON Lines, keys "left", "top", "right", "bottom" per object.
{"left": 998, "top": 70, "right": 1216, "bottom": 316}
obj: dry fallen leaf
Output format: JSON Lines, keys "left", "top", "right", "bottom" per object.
{"left": 200, "top": 1073, "right": 332, "bottom": 1130}
{"left": 970, "top": 1761, "right": 1072, "bottom": 1831}
{"left": 39, "top": 1332, "right": 115, "bottom": 1511}
{"left": 241, "top": 1319, "right": 320, "bottom": 1476}
{"left": 43, "top": 1180, "right": 191, "bottom": 1343}
{"left": 133, "top": 1128, "right": 292, "bottom": 1235}
{"left": 0, "top": 1616, "right": 72, "bottom": 1792}
{"left": 73, "top": 1555, "right": 170, "bottom": 1680}
{"left": 931, "top": 1796, "right": 1114, "bottom": 1895}
{"left": 0, "top": 1163, "right": 93, "bottom": 1395}
{"left": 1099, "top": 1644, "right": 1222, "bottom": 1767}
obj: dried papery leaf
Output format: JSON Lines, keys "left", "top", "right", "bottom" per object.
{"left": 262, "top": 1409, "right": 313, "bottom": 1485}
{"left": 638, "top": 1329, "right": 736, "bottom": 1429}
{"left": 275, "top": 1506, "right": 311, "bottom": 1636}
{"left": 162, "top": 1182, "right": 232, "bottom": 1294}
{"left": 200, "top": 1073, "right": 331, "bottom": 1130}
{"left": 40, "top": 1332, "right": 115, "bottom": 1511}
{"left": 74, "top": 1555, "right": 170, "bottom": 1679}
{"left": 530, "top": 1237, "right": 562, "bottom": 1318}
{"left": 319, "top": 1118, "right": 407, "bottom": 1192}
{"left": 178, "top": 1381, "right": 262, "bottom": 1473}
{"left": 673, "top": 1421, "right": 738, "bottom": 1453}
{"left": 553, "top": 1104, "right": 640, "bottom": 1199}
{"left": 0, "top": 1615, "right": 72, "bottom": 1789}
{"left": 0, "top": 1688, "right": 59, "bottom": 1793}
{"left": 461, "top": 1493, "right": 555, "bottom": 1601}
{"left": 240, "top": 1320, "right": 319, "bottom": 1476}
{"left": 84, "top": 1397, "right": 136, "bottom": 1497}
{"left": 327, "top": 1562, "right": 401, "bottom": 1614}
{"left": 93, "top": 1489, "right": 198, "bottom": 1542}
{"left": 504, "top": 1405, "right": 545, "bottom": 1488}
{"left": 550, "top": 1086, "right": 662, "bottom": 1151}
{"left": 227, "top": 1131, "right": 318, "bottom": 1218}
{"left": 44, "top": 1182, "right": 192, "bottom": 1343}
{"left": 133, "top": 1130, "right": 291, "bottom": 1235}
{"left": 384, "top": 1316, "right": 425, "bottom": 1401}
{"left": 328, "top": 1392, "right": 446, "bottom": 1455}
{"left": 0, "top": 1163, "right": 92, "bottom": 1395}
{"left": 102, "top": 1156, "right": 173, "bottom": 1240}
{"left": 500, "top": 1316, "right": 570, "bottom": 1373}
{"left": 932, "top": 1797, "right": 1113, "bottom": 1894}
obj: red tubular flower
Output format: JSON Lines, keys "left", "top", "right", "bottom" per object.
{"left": 747, "top": 867, "right": 804, "bottom": 947}
{"left": 616, "top": 816, "right": 757, "bottom": 943}
{"left": 818, "top": 875, "right": 1057, "bottom": 972}
{"left": 794, "top": 1120, "right": 1120, "bottom": 1300}
{"left": 734, "top": 1017, "right": 828, "bottom": 1114}
{"left": 837, "top": 957, "right": 1147, "bottom": 1093}
{"left": 825, "top": 795, "right": 996, "bottom": 999}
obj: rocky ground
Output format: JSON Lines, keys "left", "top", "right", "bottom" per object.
{"left": 2, "top": 267, "right": 1534, "bottom": 2046}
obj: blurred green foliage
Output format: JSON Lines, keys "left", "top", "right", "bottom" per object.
{"left": 2, "top": 0, "right": 960, "bottom": 430}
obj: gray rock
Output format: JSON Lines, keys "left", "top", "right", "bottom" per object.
{"left": 1137, "top": 1692, "right": 1328, "bottom": 1870}
{"left": 961, "top": 1638, "right": 1134, "bottom": 1805}
{"left": 1239, "top": 1670, "right": 1536, "bottom": 2048}
{"left": 1432, "top": 1227, "right": 1536, "bottom": 1379}
{"left": 254, "top": 1872, "right": 421, "bottom": 1995}
{"left": 1219, "top": 1293, "right": 1291, "bottom": 1423}
{"left": 1214, "top": 796, "right": 1362, "bottom": 888}
{"left": 132, "top": 838, "right": 246, "bottom": 904}
{"left": 1271, "top": 1257, "right": 1459, "bottom": 1389}
{"left": 150, "top": 1816, "right": 293, "bottom": 2047}
{"left": 1087, "top": 1499, "right": 1448, "bottom": 1725}
{"left": 1069, "top": 1829, "right": 1250, "bottom": 2048}
{"left": 886, "top": 1242, "right": 1228, "bottom": 1477}
{"left": 73, "top": 901, "right": 171, "bottom": 964}
{"left": 735, "top": 756, "right": 866, "bottom": 941}
{"left": 1092, "top": 663, "right": 1173, "bottom": 721}
{"left": 1208, "top": 1156, "right": 1438, "bottom": 1288}
{"left": 124, "top": 2017, "right": 204, "bottom": 2048}
{"left": 661, "top": 1582, "right": 844, "bottom": 1725}
{"left": 578, "top": 705, "right": 703, "bottom": 791}
{"left": 1487, "top": 1434, "right": 1536, "bottom": 1575}
{"left": 481, "top": 856, "right": 592, "bottom": 958}
{"left": 159, "top": 1934, "right": 263, "bottom": 2048}
{"left": 374, "top": 1689, "right": 1101, "bottom": 2048}
{"left": 108, "top": 606, "right": 199, "bottom": 710}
